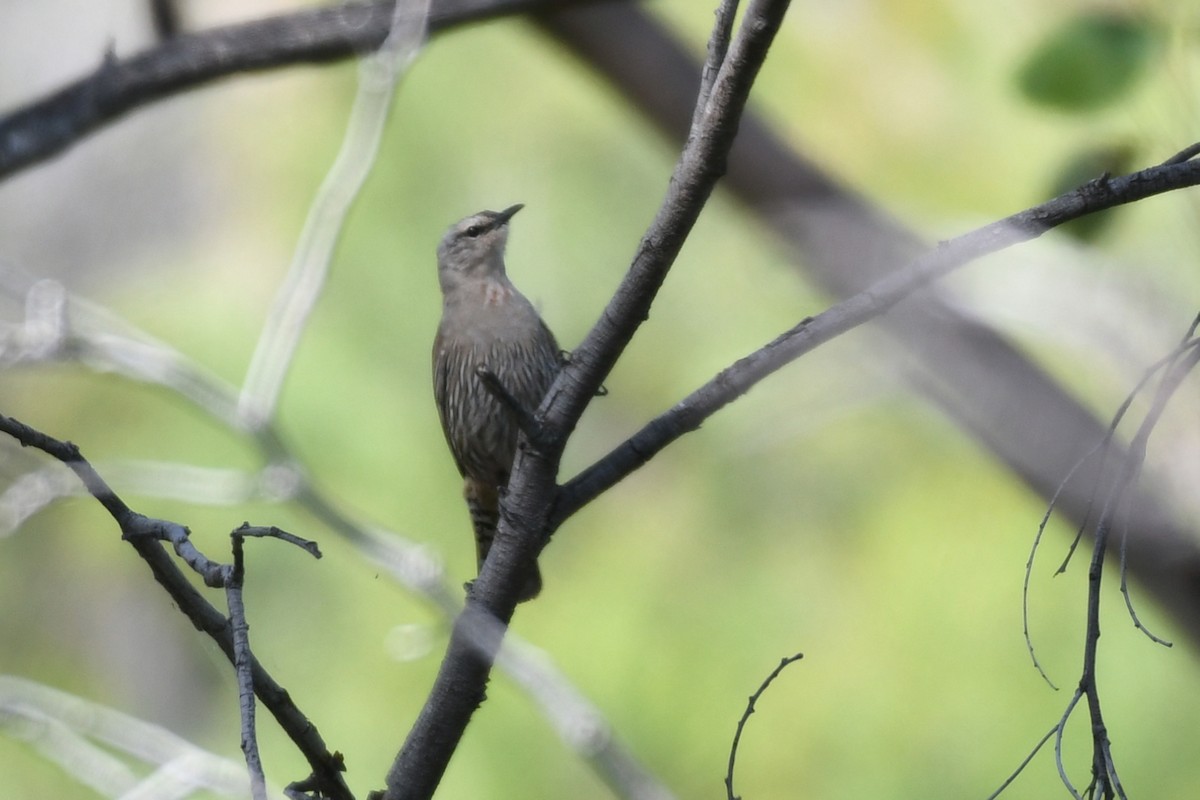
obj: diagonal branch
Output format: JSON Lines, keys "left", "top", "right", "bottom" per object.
{"left": 0, "top": 413, "right": 352, "bottom": 800}
{"left": 553, "top": 151, "right": 1200, "bottom": 523}
{"left": 541, "top": 0, "right": 791, "bottom": 439}
{"left": 0, "top": 0, "right": 611, "bottom": 181}
{"left": 537, "top": 4, "right": 1200, "bottom": 650}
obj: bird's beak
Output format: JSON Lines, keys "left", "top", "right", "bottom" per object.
{"left": 495, "top": 203, "right": 524, "bottom": 226}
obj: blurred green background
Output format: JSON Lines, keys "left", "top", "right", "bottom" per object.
{"left": 2, "top": 0, "right": 1200, "bottom": 797}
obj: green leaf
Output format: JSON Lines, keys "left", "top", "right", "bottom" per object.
{"left": 1017, "top": 13, "right": 1161, "bottom": 112}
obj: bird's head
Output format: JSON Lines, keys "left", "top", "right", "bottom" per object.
{"left": 436, "top": 204, "right": 523, "bottom": 290}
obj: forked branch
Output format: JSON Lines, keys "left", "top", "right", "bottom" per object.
{"left": 380, "top": 2, "right": 793, "bottom": 798}
{"left": 0, "top": 413, "right": 349, "bottom": 799}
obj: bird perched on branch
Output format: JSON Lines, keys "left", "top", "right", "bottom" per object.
{"left": 432, "top": 204, "right": 560, "bottom": 602}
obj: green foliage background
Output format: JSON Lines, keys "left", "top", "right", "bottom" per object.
{"left": 1, "top": 1, "right": 1200, "bottom": 797}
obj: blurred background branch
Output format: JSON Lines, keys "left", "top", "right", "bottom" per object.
{"left": 0, "top": 675, "right": 269, "bottom": 798}
{"left": 237, "top": 0, "right": 430, "bottom": 427}
{"left": 0, "top": 0, "right": 607, "bottom": 180}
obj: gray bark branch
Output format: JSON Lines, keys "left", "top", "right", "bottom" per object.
{"left": 381, "top": 2, "right": 793, "bottom": 797}
{"left": 537, "top": 4, "right": 1200, "bottom": 648}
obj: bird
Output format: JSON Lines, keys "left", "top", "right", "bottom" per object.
{"left": 432, "top": 204, "right": 561, "bottom": 602}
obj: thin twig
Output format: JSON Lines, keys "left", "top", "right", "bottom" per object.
{"left": 1115, "top": 459, "right": 1173, "bottom": 647}
{"left": 1102, "top": 334, "right": 1199, "bottom": 644}
{"left": 724, "top": 654, "right": 803, "bottom": 800}
{"left": 224, "top": 524, "right": 321, "bottom": 798}
{"left": 1021, "top": 330, "right": 1198, "bottom": 683}
{"left": 1160, "top": 142, "right": 1200, "bottom": 166}
{"left": 1022, "top": 439, "right": 1104, "bottom": 691}
{"left": 985, "top": 725, "right": 1057, "bottom": 799}
{"left": 1103, "top": 737, "right": 1127, "bottom": 799}
{"left": 1054, "top": 689, "right": 1085, "bottom": 799}
{"left": 236, "top": 522, "right": 324, "bottom": 559}
{"left": 1114, "top": 326, "right": 1200, "bottom": 645}
{"left": 1062, "top": 323, "right": 1200, "bottom": 798}
{"left": 227, "top": 532, "right": 267, "bottom": 800}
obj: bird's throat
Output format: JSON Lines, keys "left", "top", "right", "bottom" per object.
{"left": 481, "top": 279, "right": 512, "bottom": 307}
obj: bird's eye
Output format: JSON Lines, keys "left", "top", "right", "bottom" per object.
{"left": 464, "top": 225, "right": 484, "bottom": 238}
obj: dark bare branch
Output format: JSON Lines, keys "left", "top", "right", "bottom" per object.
{"left": 0, "top": 0, "right": 609, "bottom": 181}
{"left": 0, "top": 413, "right": 351, "bottom": 800}
{"left": 226, "top": 533, "right": 267, "bottom": 800}
{"left": 542, "top": 0, "right": 790, "bottom": 437}
{"left": 1072, "top": 340, "right": 1200, "bottom": 798}
{"left": 554, "top": 153, "right": 1200, "bottom": 524}
{"left": 537, "top": 4, "right": 1200, "bottom": 651}
{"left": 236, "top": 522, "right": 323, "bottom": 559}
{"left": 725, "top": 653, "right": 803, "bottom": 800}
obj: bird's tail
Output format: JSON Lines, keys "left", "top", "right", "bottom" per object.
{"left": 464, "top": 478, "right": 542, "bottom": 602}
